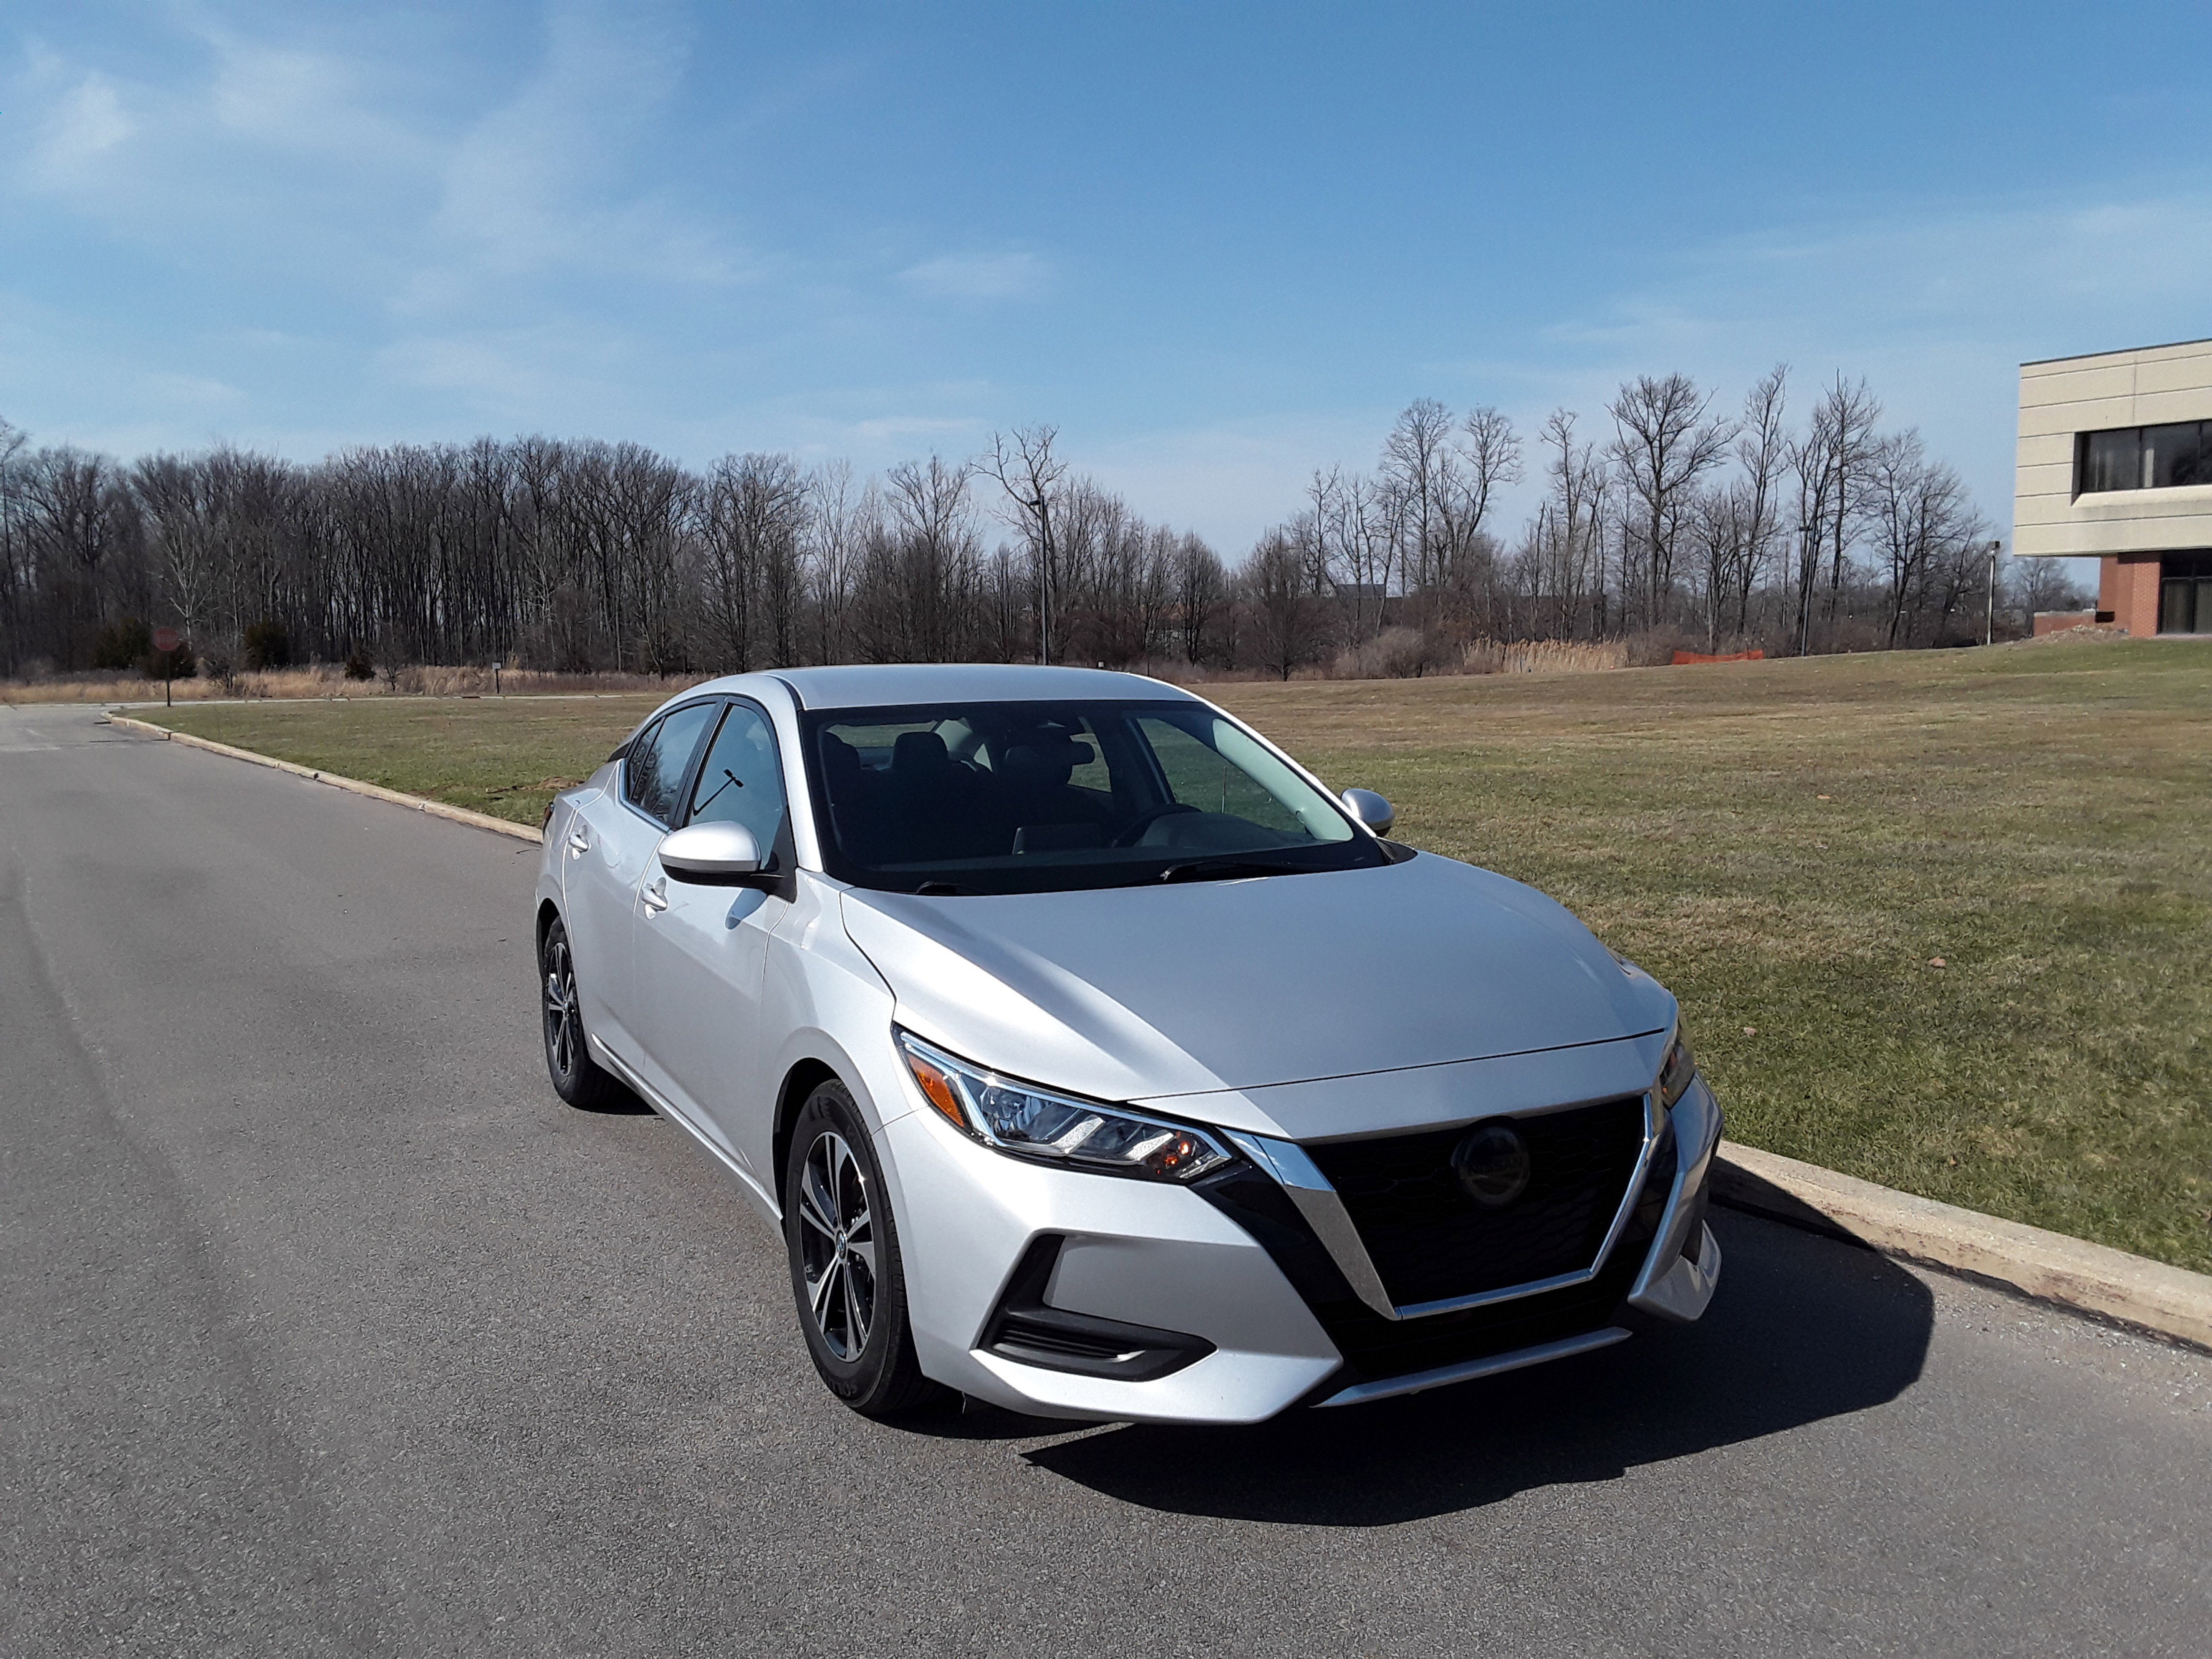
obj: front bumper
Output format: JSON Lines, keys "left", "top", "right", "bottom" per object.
{"left": 881, "top": 1071, "right": 1726, "bottom": 1424}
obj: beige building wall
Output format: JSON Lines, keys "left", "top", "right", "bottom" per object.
{"left": 2014, "top": 338, "right": 2212, "bottom": 558}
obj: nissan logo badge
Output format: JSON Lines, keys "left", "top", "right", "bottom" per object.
{"left": 1452, "top": 1122, "right": 1532, "bottom": 1208}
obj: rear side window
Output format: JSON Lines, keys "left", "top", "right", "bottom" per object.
{"left": 624, "top": 702, "right": 719, "bottom": 826}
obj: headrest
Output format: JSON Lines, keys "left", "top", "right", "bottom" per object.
{"left": 819, "top": 732, "right": 862, "bottom": 781}
{"left": 891, "top": 730, "right": 951, "bottom": 775}
{"left": 1001, "top": 737, "right": 1094, "bottom": 785}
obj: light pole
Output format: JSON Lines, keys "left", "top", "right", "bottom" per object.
{"left": 1796, "top": 522, "right": 1814, "bottom": 657}
{"left": 1984, "top": 538, "right": 2002, "bottom": 646}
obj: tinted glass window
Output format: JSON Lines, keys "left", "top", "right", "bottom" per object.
{"left": 2079, "top": 427, "right": 2142, "bottom": 493}
{"left": 805, "top": 699, "right": 1378, "bottom": 895}
{"left": 1137, "top": 715, "right": 1317, "bottom": 840}
{"left": 685, "top": 702, "right": 788, "bottom": 857}
{"left": 2078, "top": 422, "right": 2212, "bottom": 493}
{"left": 2146, "top": 422, "right": 2211, "bottom": 488}
{"left": 624, "top": 702, "right": 718, "bottom": 825}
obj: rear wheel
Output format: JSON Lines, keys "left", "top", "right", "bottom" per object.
{"left": 783, "top": 1080, "right": 959, "bottom": 1419}
{"left": 540, "top": 917, "right": 623, "bottom": 1109}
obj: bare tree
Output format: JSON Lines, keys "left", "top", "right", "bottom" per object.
{"left": 1381, "top": 399, "right": 1456, "bottom": 600}
{"left": 1525, "top": 410, "right": 1608, "bottom": 639}
{"left": 1378, "top": 400, "right": 1519, "bottom": 645}
{"left": 980, "top": 426, "right": 1067, "bottom": 662}
{"left": 1608, "top": 374, "right": 1735, "bottom": 630}
{"left": 805, "top": 460, "right": 860, "bottom": 667}
{"left": 1866, "top": 431, "right": 1975, "bottom": 646}
{"left": 699, "top": 452, "right": 807, "bottom": 671}
{"left": 1732, "top": 365, "right": 1790, "bottom": 637}
{"left": 1788, "top": 374, "right": 1882, "bottom": 652}
{"left": 1243, "top": 527, "right": 1322, "bottom": 680}
{"left": 1172, "top": 532, "right": 1225, "bottom": 665}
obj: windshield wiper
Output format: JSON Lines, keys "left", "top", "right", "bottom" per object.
{"left": 1157, "top": 857, "right": 1309, "bottom": 884}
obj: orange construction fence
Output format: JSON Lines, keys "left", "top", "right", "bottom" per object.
{"left": 1671, "top": 649, "right": 1765, "bottom": 666}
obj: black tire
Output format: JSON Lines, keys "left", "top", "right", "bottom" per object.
{"left": 540, "top": 917, "right": 623, "bottom": 1109}
{"left": 783, "top": 1080, "right": 959, "bottom": 1420}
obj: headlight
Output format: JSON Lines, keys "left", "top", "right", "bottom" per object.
{"left": 896, "top": 1030, "right": 1233, "bottom": 1182}
{"left": 1657, "top": 1020, "right": 1697, "bottom": 1110}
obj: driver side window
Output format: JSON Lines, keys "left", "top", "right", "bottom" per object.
{"left": 684, "top": 702, "right": 788, "bottom": 860}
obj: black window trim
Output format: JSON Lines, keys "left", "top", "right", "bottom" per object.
{"left": 619, "top": 696, "right": 727, "bottom": 833}
{"left": 680, "top": 694, "right": 800, "bottom": 898}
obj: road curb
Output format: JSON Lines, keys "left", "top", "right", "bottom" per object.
{"left": 104, "top": 713, "right": 545, "bottom": 846}
{"left": 1713, "top": 1141, "right": 2212, "bottom": 1351}
{"left": 97, "top": 708, "right": 2212, "bottom": 1353}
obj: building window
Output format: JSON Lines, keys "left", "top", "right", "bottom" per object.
{"left": 2075, "top": 422, "right": 2212, "bottom": 493}
{"left": 2160, "top": 553, "right": 2212, "bottom": 635}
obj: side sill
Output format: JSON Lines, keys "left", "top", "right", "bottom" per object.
{"left": 588, "top": 1034, "right": 781, "bottom": 1222}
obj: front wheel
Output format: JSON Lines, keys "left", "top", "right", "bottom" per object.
{"left": 783, "top": 1080, "right": 959, "bottom": 1419}
{"left": 540, "top": 917, "right": 623, "bottom": 1109}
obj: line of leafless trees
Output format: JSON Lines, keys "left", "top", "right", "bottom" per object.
{"left": 0, "top": 373, "right": 2082, "bottom": 685}
{"left": 1245, "top": 368, "right": 2086, "bottom": 678}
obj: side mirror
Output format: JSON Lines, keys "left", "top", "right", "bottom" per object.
{"left": 1340, "top": 788, "right": 1395, "bottom": 838}
{"left": 659, "top": 821, "right": 763, "bottom": 884}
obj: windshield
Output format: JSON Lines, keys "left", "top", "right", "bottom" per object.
{"left": 801, "top": 699, "right": 1383, "bottom": 894}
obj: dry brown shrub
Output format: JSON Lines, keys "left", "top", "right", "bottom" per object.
{"left": 1461, "top": 637, "right": 1629, "bottom": 676}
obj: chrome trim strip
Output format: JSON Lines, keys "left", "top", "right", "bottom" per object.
{"left": 1225, "top": 1131, "right": 1399, "bottom": 1320}
{"left": 1316, "top": 1326, "right": 1632, "bottom": 1407}
{"left": 1629, "top": 1075, "right": 1722, "bottom": 1303}
{"left": 1232, "top": 1091, "right": 1665, "bottom": 1324}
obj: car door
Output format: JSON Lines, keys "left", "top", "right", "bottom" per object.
{"left": 562, "top": 701, "right": 719, "bottom": 1064}
{"left": 630, "top": 698, "right": 795, "bottom": 1179}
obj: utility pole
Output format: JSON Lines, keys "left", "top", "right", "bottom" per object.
{"left": 1795, "top": 522, "right": 1815, "bottom": 657}
{"left": 1985, "top": 539, "right": 2001, "bottom": 646}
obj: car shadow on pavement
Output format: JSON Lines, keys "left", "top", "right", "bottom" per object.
{"left": 575, "top": 1078, "right": 657, "bottom": 1116}
{"left": 1020, "top": 1210, "right": 1934, "bottom": 1525}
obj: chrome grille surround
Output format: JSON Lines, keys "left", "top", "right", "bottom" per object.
{"left": 1226, "top": 1087, "right": 1665, "bottom": 1323}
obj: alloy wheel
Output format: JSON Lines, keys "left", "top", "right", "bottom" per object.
{"left": 795, "top": 1130, "right": 877, "bottom": 1361}
{"left": 543, "top": 937, "right": 580, "bottom": 1080}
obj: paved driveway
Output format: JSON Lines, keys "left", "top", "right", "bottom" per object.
{"left": 4, "top": 701, "right": 2207, "bottom": 1657}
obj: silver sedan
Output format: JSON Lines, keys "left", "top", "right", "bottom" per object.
{"left": 534, "top": 664, "right": 1722, "bottom": 1424}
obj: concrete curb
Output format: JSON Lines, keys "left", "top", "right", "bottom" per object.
{"left": 1713, "top": 1141, "right": 2212, "bottom": 1351}
{"left": 104, "top": 713, "right": 545, "bottom": 846}
{"left": 101, "top": 708, "right": 2212, "bottom": 1353}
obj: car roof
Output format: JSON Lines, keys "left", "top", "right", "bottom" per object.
{"left": 758, "top": 663, "right": 1202, "bottom": 712}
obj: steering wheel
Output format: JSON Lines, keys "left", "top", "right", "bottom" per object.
{"left": 1111, "top": 801, "right": 1200, "bottom": 848}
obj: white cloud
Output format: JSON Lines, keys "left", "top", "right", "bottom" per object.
{"left": 898, "top": 251, "right": 1049, "bottom": 301}
{"left": 26, "top": 71, "right": 134, "bottom": 188}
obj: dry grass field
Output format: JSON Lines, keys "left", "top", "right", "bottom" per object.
{"left": 147, "top": 639, "right": 2212, "bottom": 1271}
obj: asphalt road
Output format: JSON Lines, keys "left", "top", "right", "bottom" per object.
{"left": 4, "top": 700, "right": 2209, "bottom": 1659}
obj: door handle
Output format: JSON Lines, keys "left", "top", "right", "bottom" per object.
{"left": 567, "top": 828, "right": 591, "bottom": 856}
{"left": 641, "top": 876, "right": 669, "bottom": 916}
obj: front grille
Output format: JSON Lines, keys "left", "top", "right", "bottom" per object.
{"left": 1197, "top": 1123, "right": 1676, "bottom": 1387}
{"left": 1303, "top": 1096, "right": 1650, "bottom": 1308}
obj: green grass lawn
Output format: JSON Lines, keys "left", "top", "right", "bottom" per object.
{"left": 155, "top": 640, "right": 2212, "bottom": 1272}
{"left": 159, "top": 694, "right": 659, "bottom": 826}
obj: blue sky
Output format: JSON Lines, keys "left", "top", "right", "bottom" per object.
{"left": 6, "top": 2, "right": 2210, "bottom": 556}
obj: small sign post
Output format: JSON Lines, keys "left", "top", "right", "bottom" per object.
{"left": 153, "top": 626, "right": 181, "bottom": 707}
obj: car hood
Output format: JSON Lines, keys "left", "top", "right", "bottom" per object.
{"left": 838, "top": 852, "right": 1673, "bottom": 1129}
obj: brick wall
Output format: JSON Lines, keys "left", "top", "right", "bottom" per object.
{"left": 2099, "top": 554, "right": 2163, "bottom": 635}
